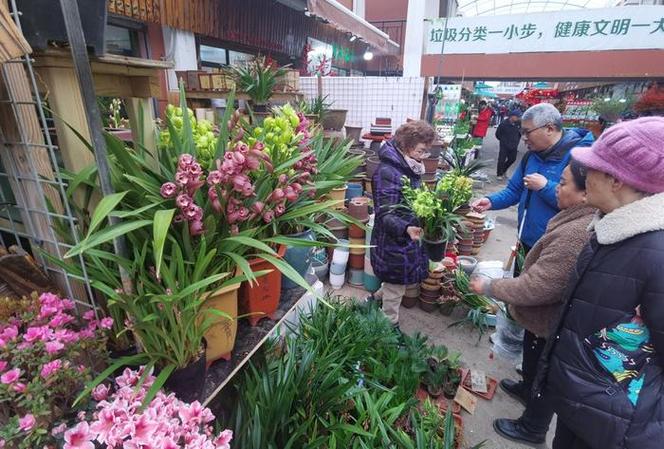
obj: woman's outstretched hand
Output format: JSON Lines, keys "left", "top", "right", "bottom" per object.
{"left": 406, "top": 226, "right": 423, "bottom": 241}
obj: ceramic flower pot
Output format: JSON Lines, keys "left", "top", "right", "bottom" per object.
{"left": 423, "top": 239, "right": 447, "bottom": 262}
{"left": 366, "top": 156, "right": 380, "bottom": 179}
{"left": 349, "top": 222, "right": 366, "bottom": 239}
{"left": 282, "top": 230, "right": 316, "bottom": 290}
{"left": 345, "top": 183, "right": 363, "bottom": 201}
{"left": 349, "top": 253, "right": 365, "bottom": 270}
{"left": 363, "top": 272, "right": 381, "bottom": 293}
{"left": 348, "top": 197, "right": 370, "bottom": 221}
{"left": 202, "top": 283, "right": 240, "bottom": 362}
{"left": 321, "top": 109, "right": 348, "bottom": 131}
{"left": 238, "top": 245, "right": 287, "bottom": 327}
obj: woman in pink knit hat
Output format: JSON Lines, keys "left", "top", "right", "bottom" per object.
{"left": 533, "top": 116, "right": 664, "bottom": 449}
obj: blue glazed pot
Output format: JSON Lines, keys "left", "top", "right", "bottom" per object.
{"left": 345, "top": 183, "right": 363, "bottom": 201}
{"left": 281, "top": 229, "right": 316, "bottom": 290}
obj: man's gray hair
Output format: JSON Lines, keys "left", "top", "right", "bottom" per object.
{"left": 522, "top": 103, "right": 563, "bottom": 130}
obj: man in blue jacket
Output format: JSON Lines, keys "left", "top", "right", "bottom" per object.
{"left": 471, "top": 103, "right": 593, "bottom": 445}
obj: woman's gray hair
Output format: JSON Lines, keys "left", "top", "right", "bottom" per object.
{"left": 522, "top": 103, "right": 563, "bottom": 130}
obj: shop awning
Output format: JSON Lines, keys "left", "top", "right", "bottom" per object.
{"left": 306, "top": 0, "right": 400, "bottom": 54}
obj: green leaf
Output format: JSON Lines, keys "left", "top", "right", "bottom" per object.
{"left": 65, "top": 220, "right": 152, "bottom": 258}
{"left": 66, "top": 164, "right": 98, "bottom": 197}
{"left": 153, "top": 209, "right": 176, "bottom": 278}
{"left": 224, "top": 236, "right": 277, "bottom": 255}
{"left": 87, "top": 191, "right": 127, "bottom": 236}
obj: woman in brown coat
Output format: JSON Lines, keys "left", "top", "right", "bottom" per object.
{"left": 470, "top": 160, "right": 596, "bottom": 446}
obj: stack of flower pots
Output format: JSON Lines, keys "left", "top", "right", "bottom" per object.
{"left": 402, "top": 284, "right": 420, "bottom": 308}
{"left": 326, "top": 207, "right": 349, "bottom": 241}
{"left": 439, "top": 265, "right": 460, "bottom": 316}
{"left": 466, "top": 212, "right": 486, "bottom": 256}
{"left": 329, "top": 239, "right": 349, "bottom": 290}
{"left": 422, "top": 156, "right": 440, "bottom": 190}
{"left": 420, "top": 269, "right": 443, "bottom": 312}
{"left": 348, "top": 197, "right": 370, "bottom": 287}
{"left": 363, "top": 215, "right": 381, "bottom": 292}
{"left": 456, "top": 221, "right": 475, "bottom": 256}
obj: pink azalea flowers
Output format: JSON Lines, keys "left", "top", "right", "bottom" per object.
{"left": 0, "top": 292, "right": 113, "bottom": 448}
{"left": 65, "top": 368, "right": 233, "bottom": 449}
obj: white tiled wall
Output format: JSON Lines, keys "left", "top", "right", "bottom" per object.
{"left": 300, "top": 77, "right": 426, "bottom": 138}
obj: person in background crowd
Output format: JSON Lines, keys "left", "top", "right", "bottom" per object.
{"left": 369, "top": 121, "right": 433, "bottom": 329}
{"left": 534, "top": 116, "right": 664, "bottom": 449}
{"left": 499, "top": 103, "right": 509, "bottom": 125}
{"left": 472, "top": 100, "right": 493, "bottom": 140}
{"left": 470, "top": 161, "right": 596, "bottom": 446}
{"left": 495, "top": 109, "right": 522, "bottom": 180}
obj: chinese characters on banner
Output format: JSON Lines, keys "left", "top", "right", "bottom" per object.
{"left": 424, "top": 6, "right": 664, "bottom": 54}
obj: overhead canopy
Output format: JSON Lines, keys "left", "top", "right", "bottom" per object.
{"left": 306, "top": 0, "right": 400, "bottom": 54}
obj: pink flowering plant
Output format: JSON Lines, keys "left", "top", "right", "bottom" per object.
{"left": 57, "top": 367, "right": 233, "bottom": 449}
{"left": 0, "top": 292, "right": 111, "bottom": 449}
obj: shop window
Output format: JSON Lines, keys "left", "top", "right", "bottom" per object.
{"left": 228, "top": 50, "right": 253, "bottom": 66}
{"left": 105, "top": 24, "right": 142, "bottom": 57}
{"left": 201, "top": 45, "right": 228, "bottom": 67}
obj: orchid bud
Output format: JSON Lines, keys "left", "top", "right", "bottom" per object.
{"left": 291, "top": 182, "right": 303, "bottom": 193}
{"left": 278, "top": 174, "right": 288, "bottom": 185}
{"left": 270, "top": 188, "right": 285, "bottom": 202}
{"left": 284, "top": 186, "right": 297, "bottom": 202}
{"left": 189, "top": 220, "right": 204, "bottom": 236}
{"left": 251, "top": 201, "right": 265, "bottom": 214}
{"left": 262, "top": 210, "right": 275, "bottom": 223}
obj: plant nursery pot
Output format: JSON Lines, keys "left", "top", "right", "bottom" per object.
{"left": 428, "top": 269, "right": 445, "bottom": 280}
{"left": 419, "top": 297, "right": 439, "bottom": 313}
{"left": 422, "top": 277, "right": 442, "bottom": 288}
{"left": 402, "top": 295, "right": 418, "bottom": 308}
{"left": 330, "top": 227, "right": 349, "bottom": 241}
{"left": 426, "top": 384, "right": 444, "bottom": 398}
{"left": 281, "top": 230, "right": 315, "bottom": 290}
{"left": 363, "top": 149, "right": 377, "bottom": 159}
{"left": 328, "top": 185, "right": 348, "bottom": 209}
{"left": 423, "top": 239, "right": 447, "bottom": 262}
{"left": 439, "top": 299, "right": 457, "bottom": 316}
{"left": 405, "top": 284, "right": 420, "bottom": 296}
{"left": 366, "top": 156, "right": 380, "bottom": 179}
{"left": 238, "top": 245, "right": 287, "bottom": 327}
{"left": 345, "top": 125, "right": 363, "bottom": 143}
{"left": 363, "top": 272, "right": 381, "bottom": 293}
{"left": 312, "top": 259, "right": 329, "bottom": 281}
{"left": 349, "top": 253, "right": 365, "bottom": 270}
{"left": 321, "top": 109, "right": 348, "bottom": 131}
{"left": 429, "top": 142, "right": 444, "bottom": 158}
{"left": 423, "top": 157, "right": 440, "bottom": 173}
{"left": 164, "top": 347, "right": 206, "bottom": 403}
{"left": 202, "top": 283, "right": 240, "bottom": 362}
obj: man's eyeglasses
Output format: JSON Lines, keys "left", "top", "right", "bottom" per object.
{"left": 520, "top": 124, "right": 549, "bottom": 136}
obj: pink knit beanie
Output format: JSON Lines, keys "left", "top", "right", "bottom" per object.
{"left": 571, "top": 116, "right": 664, "bottom": 194}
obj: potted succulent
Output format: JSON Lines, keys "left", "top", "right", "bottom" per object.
{"left": 401, "top": 177, "right": 462, "bottom": 262}
{"left": 231, "top": 55, "right": 287, "bottom": 113}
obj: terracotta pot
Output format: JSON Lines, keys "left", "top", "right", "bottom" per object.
{"left": 349, "top": 222, "right": 366, "bottom": 239}
{"left": 429, "top": 142, "right": 444, "bottom": 158}
{"left": 423, "top": 157, "right": 439, "bottom": 173}
{"left": 366, "top": 156, "right": 380, "bottom": 179}
{"left": 348, "top": 197, "right": 369, "bottom": 221}
{"left": 238, "top": 245, "right": 287, "bottom": 327}
{"left": 202, "top": 282, "right": 241, "bottom": 362}
{"left": 330, "top": 227, "right": 349, "bottom": 241}
{"left": 402, "top": 295, "right": 418, "bottom": 308}
{"left": 428, "top": 269, "right": 445, "bottom": 280}
{"left": 349, "top": 253, "right": 365, "bottom": 270}
{"left": 422, "top": 277, "right": 441, "bottom": 288}
{"left": 419, "top": 297, "right": 439, "bottom": 313}
{"left": 363, "top": 149, "right": 376, "bottom": 159}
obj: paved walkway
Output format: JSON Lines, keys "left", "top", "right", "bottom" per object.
{"left": 333, "top": 129, "right": 556, "bottom": 449}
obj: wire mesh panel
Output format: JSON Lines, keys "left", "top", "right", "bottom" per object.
{"left": 0, "top": 0, "right": 96, "bottom": 310}
{"left": 300, "top": 76, "right": 426, "bottom": 136}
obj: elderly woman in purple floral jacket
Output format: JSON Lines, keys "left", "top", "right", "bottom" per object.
{"left": 369, "top": 120, "right": 435, "bottom": 327}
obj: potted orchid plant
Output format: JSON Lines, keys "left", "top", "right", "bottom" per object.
{"left": 401, "top": 177, "right": 462, "bottom": 262}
